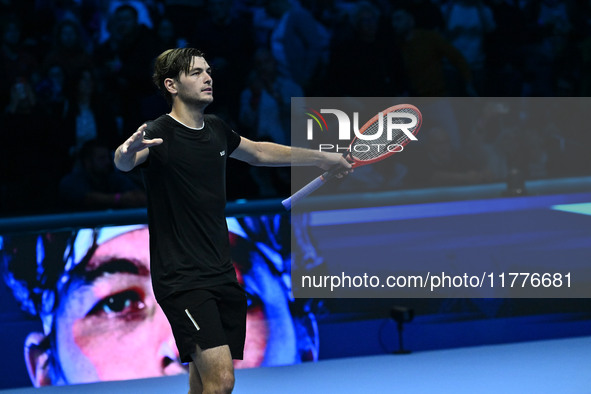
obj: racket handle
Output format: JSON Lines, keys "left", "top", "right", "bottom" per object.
{"left": 282, "top": 171, "right": 330, "bottom": 210}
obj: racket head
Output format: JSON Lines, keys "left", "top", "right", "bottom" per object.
{"left": 347, "top": 104, "right": 422, "bottom": 167}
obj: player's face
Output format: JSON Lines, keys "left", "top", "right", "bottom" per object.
{"left": 54, "top": 229, "right": 185, "bottom": 383}
{"left": 175, "top": 56, "right": 213, "bottom": 106}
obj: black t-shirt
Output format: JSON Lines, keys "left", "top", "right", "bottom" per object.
{"left": 142, "top": 114, "right": 241, "bottom": 301}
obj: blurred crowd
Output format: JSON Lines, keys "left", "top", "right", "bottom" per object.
{"left": 1, "top": 0, "right": 590, "bottom": 216}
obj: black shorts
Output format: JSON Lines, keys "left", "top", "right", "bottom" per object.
{"left": 158, "top": 282, "right": 247, "bottom": 363}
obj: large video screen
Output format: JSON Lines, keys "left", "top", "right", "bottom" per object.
{"left": 0, "top": 214, "right": 318, "bottom": 389}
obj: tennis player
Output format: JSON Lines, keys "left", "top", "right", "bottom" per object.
{"left": 114, "top": 48, "right": 349, "bottom": 393}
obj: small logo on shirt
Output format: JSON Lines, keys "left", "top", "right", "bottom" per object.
{"left": 220, "top": 150, "right": 226, "bottom": 156}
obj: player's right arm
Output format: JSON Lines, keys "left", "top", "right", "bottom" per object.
{"left": 114, "top": 123, "right": 163, "bottom": 172}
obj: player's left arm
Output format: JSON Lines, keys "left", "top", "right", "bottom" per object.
{"left": 230, "top": 137, "right": 351, "bottom": 171}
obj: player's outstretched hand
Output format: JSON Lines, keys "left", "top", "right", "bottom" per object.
{"left": 120, "top": 124, "right": 163, "bottom": 156}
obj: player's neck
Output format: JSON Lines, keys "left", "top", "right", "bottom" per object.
{"left": 169, "top": 104, "right": 205, "bottom": 129}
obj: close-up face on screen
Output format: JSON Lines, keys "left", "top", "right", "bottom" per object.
{"left": 51, "top": 227, "right": 182, "bottom": 383}
{"left": 0, "top": 216, "right": 314, "bottom": 387}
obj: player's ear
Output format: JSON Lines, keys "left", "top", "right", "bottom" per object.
{"left": 24, "top": 332, "right": 53, "bottom": 387}
{"left": 164, "top": 78, "right": 177, "bottom": 95}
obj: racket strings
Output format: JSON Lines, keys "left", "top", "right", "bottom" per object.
{"left": 350, "top": 108, "right": 421, "bottom": 161}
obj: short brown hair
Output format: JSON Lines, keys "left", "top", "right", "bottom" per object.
{"left": 152, "top": 48, "right": 205, "bottom": 104}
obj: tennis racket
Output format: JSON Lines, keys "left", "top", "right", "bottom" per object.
{"left": 282, "top": 104, "right": 422, "bottom": 210}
